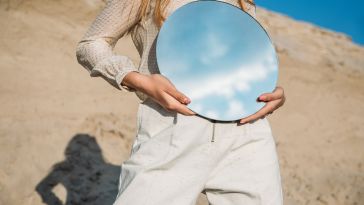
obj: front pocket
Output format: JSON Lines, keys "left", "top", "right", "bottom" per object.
{"left": 129, "top": 99, "right": 176, "bottom": 166}
{"left": 247, "top": 117, "right": 273, "bottom": 140}
{"left": 137, "top": 99, "right": 176, "bottom": 142}
{"left": 135, "top": 102, "right": 144, "bottom": 135}
{"left": 254, "top": 117, "right": 272, "bottom": 133}
{"left": 228, "top": 117, "right": 272, "bottom": 152}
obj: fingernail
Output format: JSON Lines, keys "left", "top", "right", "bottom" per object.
{"left": 259, "top": 96, "right": 266, "bottom": 101}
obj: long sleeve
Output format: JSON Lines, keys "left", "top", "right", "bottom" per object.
{"left": 75, "top": 0, "right": 142, "bottom": 92}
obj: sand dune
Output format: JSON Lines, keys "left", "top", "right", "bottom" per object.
{"left": 0, "top": 0, "right": 363, "bottom": 204}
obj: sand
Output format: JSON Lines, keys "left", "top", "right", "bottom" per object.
{"left": 0, "top": 0, "right": 363, "bottom": 204}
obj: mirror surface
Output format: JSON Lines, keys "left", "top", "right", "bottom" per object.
{"left": 156, "top": 0, "right": 278, "bottom": 122}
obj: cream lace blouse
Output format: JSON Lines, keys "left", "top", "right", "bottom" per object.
{"left": 75, "top": 0, "right": 257, "bottom": 102}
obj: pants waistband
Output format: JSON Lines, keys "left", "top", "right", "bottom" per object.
{"left": 142, "top": 97, "right": 240, "bottom": 124}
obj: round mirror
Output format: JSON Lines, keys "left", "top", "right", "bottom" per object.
{"left": 156, "top": 0, "right": 279, "bottom": 122}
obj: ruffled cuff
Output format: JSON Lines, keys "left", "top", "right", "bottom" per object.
{"left": 115, "top": 69, "right": 139, "bottom": 92}
{"left": 90, "top": 55, "right": 139, "bottom": 92}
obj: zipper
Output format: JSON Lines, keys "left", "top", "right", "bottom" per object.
{"left": 211, "top": 120, "right": 216, "bottom": 142}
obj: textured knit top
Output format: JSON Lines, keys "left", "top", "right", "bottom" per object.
{"left": 75, "top": 0, "right": 257, "bottom": 102}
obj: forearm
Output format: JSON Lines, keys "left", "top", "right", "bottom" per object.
{"left": 121, "top": 71, "right": 149, "bottom": 92}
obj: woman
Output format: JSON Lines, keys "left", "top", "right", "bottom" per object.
{"left": 76, "top": 0, "right": 286, "bottom": 204}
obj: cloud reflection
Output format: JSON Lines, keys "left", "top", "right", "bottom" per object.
{"left": 157, "top": 1, "right": 278, "bottom": 121}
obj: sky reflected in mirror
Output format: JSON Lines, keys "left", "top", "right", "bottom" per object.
{"left": 157, "top": 1, "right": 278, "bottom": 121}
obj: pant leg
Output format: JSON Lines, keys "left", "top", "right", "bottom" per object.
{"left": 113, "top": 98, "right": 219, "bottom": 205}
{"left": 204, "top": 117, "right": 284, "bottom": 205}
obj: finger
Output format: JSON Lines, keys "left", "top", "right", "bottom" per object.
{"left": 165, "top": 100, "right": 195, "bottom": 116}
{"left": 239, "top": 106, "right": 271, "bottom": 124}
{"left": 174, "top": 103, "right": 196, "bottom": 116}
{"left": 160, "top": 92, "right": 195, "bottom": 115}
{"left": 239, "top": 100, "right": 279, "bottom": 124}
{"left": 165, "top": 88, "right": 191, "bottom": 104}
{"left": 258, "top": 86, "right": 284, "bottom": 102}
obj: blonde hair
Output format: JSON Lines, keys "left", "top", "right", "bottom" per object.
{"left": 126, "top": 0, "right": 255, "bottom": 34}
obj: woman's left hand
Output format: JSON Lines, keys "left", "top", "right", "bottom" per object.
{"left": 238, "top": 86, "right": 286, "bottom": 124}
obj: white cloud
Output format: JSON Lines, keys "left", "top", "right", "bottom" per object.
{"left": 200, "top": 33, "right": 229, "bottom": 65}
{"left": 183, "top": 55, "right": 276, "bottom": 100}
{"left": 226, "top": 99, "right": 246, "bottom": 118}
{"left": 205, "top": 110, "right": 219, "bottom": 119}
{"left": 190, "top": 102, "right": 203, "bottom": 113}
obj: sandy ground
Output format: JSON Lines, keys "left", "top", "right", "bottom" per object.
{"left": 0, "top": 0, "right": 363, "bottom": 204}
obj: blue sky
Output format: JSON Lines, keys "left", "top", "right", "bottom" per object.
{"left": 256, "top": 0, "right": 364, "bottom": 45}
{"left": 157, "top": 1, "right": 278, "bottom": 121}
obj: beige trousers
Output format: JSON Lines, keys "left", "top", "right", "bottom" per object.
{"left": 113, "top": 97, "right": 283, "bottom": 205}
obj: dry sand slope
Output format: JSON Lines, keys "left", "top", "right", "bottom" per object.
{"left": 0, "top": 0, "right": 363, "bottom": 205}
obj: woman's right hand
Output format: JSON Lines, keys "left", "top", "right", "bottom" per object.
{"left": 122, "top": 72, "right": 196, "bottom": 116}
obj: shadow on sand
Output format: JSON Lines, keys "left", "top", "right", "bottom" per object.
{"left": 36, "top": 134, "right": 120, "bottom": 205}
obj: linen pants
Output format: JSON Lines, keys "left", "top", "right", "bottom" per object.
{"left": 113, "top": 97, "right": 283, "bottom": 205}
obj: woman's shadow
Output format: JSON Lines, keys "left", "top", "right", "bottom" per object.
{"left": 36, "top": 134, "right": 120, "bottom": 205}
